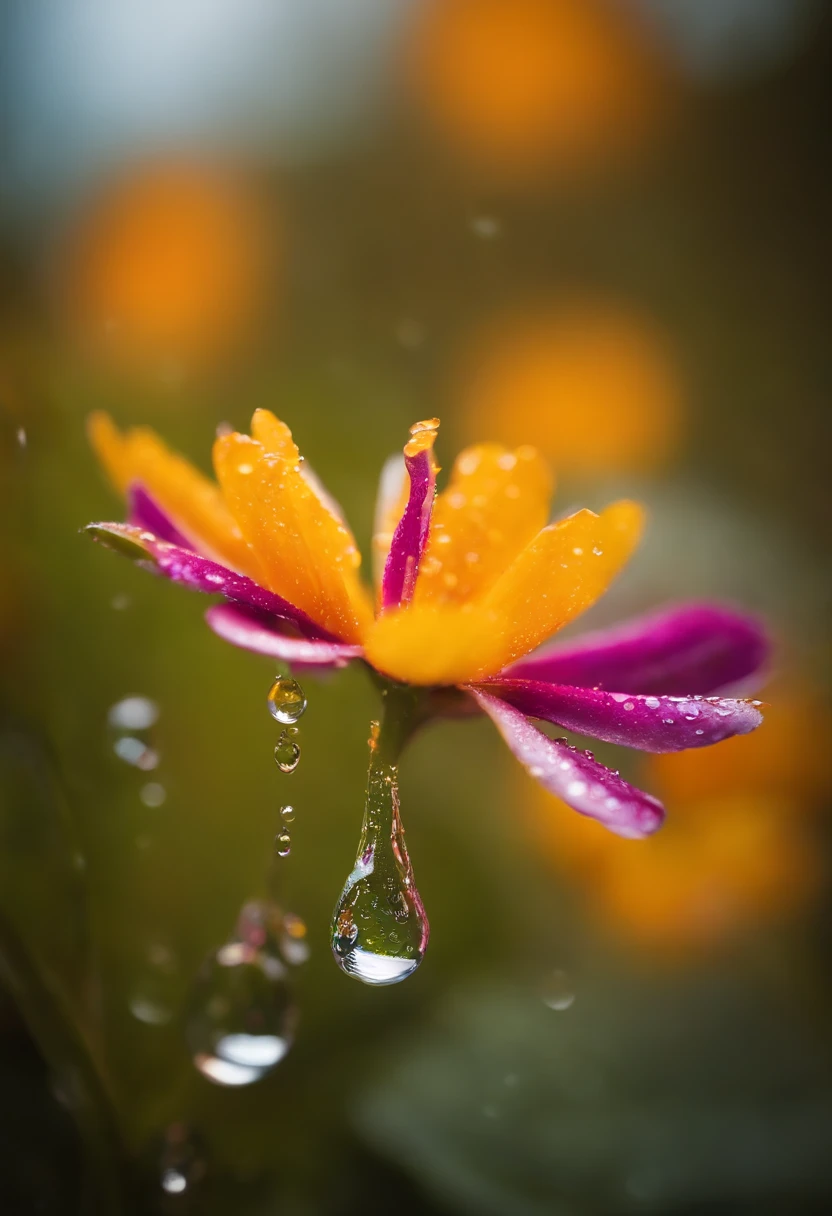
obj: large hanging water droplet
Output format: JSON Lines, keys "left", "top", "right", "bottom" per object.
{"left": 267, "top": 676, "right": 307, "bottom": 725}
{"left": 186, "top": 903, "right": 297, "bottom": 1086}
{"left": 274, "top": 730, "right": 301, "bottom": 773}
{"left": 331, "top": 744, "right": 429, "bottom": 986}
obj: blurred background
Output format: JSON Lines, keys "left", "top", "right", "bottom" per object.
{"left": 1, "top": 1, "right": 831, "bottom": 1212}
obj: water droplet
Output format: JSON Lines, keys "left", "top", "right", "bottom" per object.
{"left": 542, "top": 969, "right": 575, "bottom": 1011}
{"left": 592, "top": 545, "right": 604, "bottom": 556}
{"left": 572, "top": 547, "right": 584, "bottom": 557}
{"left": 140, "top": 782, "right": 166, "bottom": 807}
{"left": 16, "top": 426, "right": 27, "bottom": 448}
{"left": 279, "top": 804, "right": 295, "bottom": 823}
{"left": 663, "top": 719, "right": 675, "bottom": 726}
{"left": 471, "top": 214, "right": 501, "bottom": 239}
{"left": 644, "top": 696, "right": 660, "bottom": 709}
{"left": 186, "top": 911, "right": 296, "bottom": 1086}
{"left": 113, "top": 736, "right": 159, "bottom": 770}
{"left": 695, "top": 728, "right": 704, "bottom": 735}
{"left": 331, "top": 744, "right": 429, "bottom": 986}
{"left": 157, "top": 1123, "right": 206, "bottom": 1198}
{"left": 280, "top": 913, "right": 310, "bottom": 965}
{"left": 623, "top": 702, "right": 635, "bottom": 711}
{"left": 274, "top": 731, "right": 301, "bottom": 773}
{"left": 267, "top": 676, "right": 307, "bottom": 725}
{"left": 275, "top": 831, "right": 291, "bottom": 858}
{"left": 108, "top": 695, "right": 159, "bottom": 731}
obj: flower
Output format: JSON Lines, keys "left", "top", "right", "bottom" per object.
{"left": 406, "top": 0, "right": 674, "bottom": 180}
{"left": 455, "top": 302, "right": 685, "bottom": 476}
{"left": 525, "top": 682, "right": 828, "bottom": 952}
{"left": 86, "top": 410, "right": 767, "bottom": 841}
{"left": 60, "top": 161, "right": 272, "bottom": 372}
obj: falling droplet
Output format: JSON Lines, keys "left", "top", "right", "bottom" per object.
{"left": 108, "top": 695, "right": 159, "bottom": 731}
{"left": 542, "top": 969, "right": 575, "bottom": 1011}
{"left": 274, "top": 731, "right": 301, "bottom": 773}
{"left": 280, "top": 805, "right": 295, "bottom": 823}
{"left": 275, "top": 831, "right": 291, "bottom": 858}
{"left": 186, "top": 905, "right": 297, "bottom": 1087}
{"left": 156, "top": 1123, "right": 207, "bottom": 1198}
{"left": 331, "top": 742, "right": 429, "bottom": 986}
{"left": 267, "top": 676, "right": 307, "bottom": 725}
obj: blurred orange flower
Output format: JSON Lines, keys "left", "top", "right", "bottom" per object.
{"left": 456, "top": 303, "right": 685, "bottom": 476}
{"left": 527, "top": 684, "right": 831, "bottom": 952}
{"left": 60, "top": 161, "right": 274, "bottom": 374}
{"left": 407, "top": 0, "right": 674, "bottom": 179}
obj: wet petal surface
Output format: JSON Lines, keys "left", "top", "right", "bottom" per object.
{"left": 476, "top": 680, "right": 764, "bottom": 752}
{"left": 205, "top": 604, "right": 362, "bottom": 666}
{"left": 470, "top": 690, "right": 664, "bottom": 839}
{"left": 504, "top": 602, "right": 769, "bottom": 694}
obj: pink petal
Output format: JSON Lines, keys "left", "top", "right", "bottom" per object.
{"left": 469, "top": 690, "right": 664, "bottom": 839}
{"left": 86, "top": 521, "right": 335, "bottom": 641}
{"left": 381, "top": 430, "right": 437, "bottom": 609}
{"left": 476, "top": 680, "right": 764, "bottom": 752}
{"left": 205, "top": 603, "right": 362, "bottom": 667}
{"left": 503, "top": 603, "right": 769, "bottom": 695}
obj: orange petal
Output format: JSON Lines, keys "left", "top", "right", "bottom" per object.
{"left": 88, "top": 411, "right": 260, "bottom": 576}
{"left": 413, "top": 442, "right": 552, "bottom": 606}
{"left": 364, "top": 500, "right": 643, "bottom": 685}
{"left": 213, "top": 411, "right": 373, "bottom": 642}
{"left": 479, "top": 499, "right": 645, "bottom": 669}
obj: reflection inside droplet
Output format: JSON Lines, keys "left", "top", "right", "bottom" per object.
{"left": 274, "top": 731, "right": 301, "bottom": 773}
{"left": 331, "top": 739, "right": 429, "bottom": 986}
{"left": 267, "top": 676, "right": 307, "bottom": 725}
{"left": 186, "top": 903, "right": 299, "bottom": 1086}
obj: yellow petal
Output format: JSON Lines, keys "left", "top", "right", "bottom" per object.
{"left": 413, "top": 442, "right": 552, "bottom": 606}
{"left": 364, "top": 500, "right": 644, "bottom": 684}
{"left": 87, "top": 411, "right": 260, "bottom": 576}
{"left": 213, "top": 412, "right": 373, "bottom": 642}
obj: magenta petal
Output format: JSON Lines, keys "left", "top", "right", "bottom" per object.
{"left": 205, "top": 603, "right": 362, "bottom": 667}
{"left": 381, "top": 441, "right": 436, "bottom": 609}
{"left": 503, "top": 603, "right": 769, "bottom": 695}
{"left": 470, "top": 690, "right": 664, "bottom": 839}
{"left": 86, "top": 521, "right": 336, "bottom": 641}
{"left": 476, "top": 680, "right": 764, "bottom": 752}
{"left": 126, "top": 484, "right": 192, "bottom": 548}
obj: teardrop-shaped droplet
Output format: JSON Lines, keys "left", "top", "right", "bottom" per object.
{"left": 331, "top": 746, "right": 429, "bottom": 986}
{"left": 186, "top": 908, "right": 297, "bottom": 1086}
{"left": 267, "top": 676, "right": 307, "bottom": 725}
{"left": 274, "top": 731, "right": 301, "bottom": 773}
{"left": 275, "top": 830, "right": 291, "bottom": 858}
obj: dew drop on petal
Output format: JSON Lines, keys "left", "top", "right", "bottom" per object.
{"left": 644, "top": 697, "right": 660, "bottom": 709}
{"left": 267, "top": 676, "right": 307, "bottom": 725}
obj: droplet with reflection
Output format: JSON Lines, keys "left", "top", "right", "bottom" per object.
{"left": 186, "top": 902, "right": 298, "bottom": 1086}
{"left": 274, "top": 730, "right": 301, "bottom": 773}
{"left": 267, "top": 675, "right": 307, "bottom": 725}
{"left": 331, "top": 730, "right": 429, "bottom": 985}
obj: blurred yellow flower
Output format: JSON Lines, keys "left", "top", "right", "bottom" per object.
{"left": 526, "top": 684, "right": 831, "bottom": 952}
{"left": 456, "top": 303, "right": 685, "bottom": 476}
{"left": 59, "top": 160, "right": 273, "bottom": 373}
{"left": 407, "top": 0, "right": 674, "bottom": 179}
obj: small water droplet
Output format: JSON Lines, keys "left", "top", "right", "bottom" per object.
{"left": 108, "top": 695, "right": 159, "bottom": 731}
{"left": 644, "top": 696, "right": 660, "bottom": 709}
{"left": 267, "top": 676, "right": 307, "bottom": 725}
{"left": 279, "top": 805, "right": 295, "bottom": 823}
{"left": 16, "top": 426, "right": 27, "bottom": 448}
{"left": 695, "top": 728, "right": 704, "bottom": 735}
{"left": 275, "top": 831, "right": 291, "bottom": 858}
{"left": 331, "top": 740, "right": 428, "bottom": 986}
{"left": 592, "top": 545, "right": 603, "bottom": 556}
{"left": 140, "top": 782, "right": 166, "bottom": 807}
{"left": 542, "top": 969, "right": 575, "bottom": 1011}
{"left": 114, "top": 736, "right": 159, "bottom": 770}
{"left": 572, "top": 547, "right": 584, "bottom": 556}
{"left": 274, "top": 731, "right": 301, "bottom": 773}
{"left": 157, "top": 1123, "right": 206, "bottom": 1198}
{"left": 186, "top": 910, "right": 296, "bottom": 1086}
{"left": 663, "top": 718, "right": 675, "bottom": 725}
{"left": 623, "top": 702, "right": 635, "bottom": 711}
{"left": 471, "top": 214, "right": 501, "bottom": 239}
